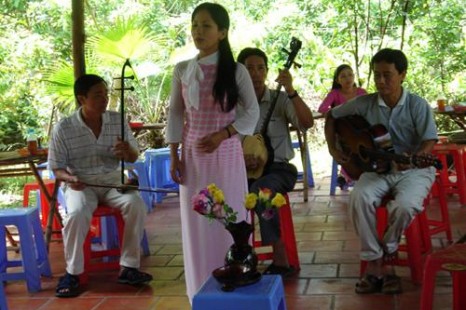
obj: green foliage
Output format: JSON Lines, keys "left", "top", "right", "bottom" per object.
{"left": 0, "top": 0, "right": 465, "bottom": 151}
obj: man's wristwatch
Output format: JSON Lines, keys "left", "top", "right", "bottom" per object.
{"left": 288, "top": 91, "right": 299, "bottom": 99}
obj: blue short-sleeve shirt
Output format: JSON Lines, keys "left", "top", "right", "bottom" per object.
{"left": 330, "top": 88, "right": 438, "bottom": 154}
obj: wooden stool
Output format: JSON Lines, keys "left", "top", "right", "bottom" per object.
{"left": 420, "top": 243, "right": 466, "bottom": 310}
{"left": 251, "top": 194, "right": 300, "bottom": 270}
{"left": 192, "top": 275, "right": 287, "bottom": 310}
{"left": 0, "top": 207, "right": 51, "bottom": 292}
{"left": 360, "top": 197, "right": 431, "bottom": 284}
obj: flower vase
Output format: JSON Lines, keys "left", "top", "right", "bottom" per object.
{"left": 212, "top": 220, "right": 261, "bottom": 291}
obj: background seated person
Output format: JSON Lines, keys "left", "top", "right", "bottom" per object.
{"left": 237, "top": 47, "right": 313, "bottom": 276}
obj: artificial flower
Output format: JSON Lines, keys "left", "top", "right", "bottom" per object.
{"left": 192, "top": 184, "right": 287, "bottom": 225}
{"left": 247, "top": 188, "right": 287, "bottom": 220}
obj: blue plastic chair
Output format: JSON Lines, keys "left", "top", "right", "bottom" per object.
{"left": 0, "top": 207, "right": 51, "bottom": 293}
{"left": 329, "top": 160, "right": 354, "bottom": 195}
{"left": 132, "top": 160, "right": 154, "bottom": 212}
{"left": 144, "top": 148, "right": 179, "bottom": 204}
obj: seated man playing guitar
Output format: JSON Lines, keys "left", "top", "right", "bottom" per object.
{"left": 237, "top": 47, "right": 313, "bottom": 276}
{"left": 324, "top": 48, "right": 438, "bottom": 294}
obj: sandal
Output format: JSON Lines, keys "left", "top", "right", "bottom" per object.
{"left": 381, "top": 274, "right": 402, "bottom": 294}
{"left": 355, "top": 274, "right": 383, "bottom": 294}
{"left": 55, "top": 273, "right": 80, "bottom": 298}
{"left": 263, "top": 263, "right": 295, "bottom": 278}
{"left": 118, "top": 267, "right": 153, "bottom": 285}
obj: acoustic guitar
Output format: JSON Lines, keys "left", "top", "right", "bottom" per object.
{"left": 334, "top": 114, "right": 442, "bottom": 180}
{"left": 243, "top": 37, "right": 302, "bottom": 180}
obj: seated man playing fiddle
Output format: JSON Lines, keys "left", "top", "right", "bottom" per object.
{"left": 238, "top": 47, "right": 314, "bottom": 276}
{"left": 48, "top": 74, "right": 152, "bottom": 298}
{"left": 324, "top": 48, "right": 438, "bottom": 294}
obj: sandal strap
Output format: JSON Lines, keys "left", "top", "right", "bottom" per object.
{"left": 56, "top": 273, "right": 79, "bottom": 290}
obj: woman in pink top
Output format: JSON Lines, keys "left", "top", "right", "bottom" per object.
{"left": 318, "top": 64, "right": 367, "bottom": 189}
{"left": 165, "top": 2, "right": 259, "bottom": 303}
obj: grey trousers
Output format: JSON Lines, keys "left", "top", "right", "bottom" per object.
{"left": 349, "top": 167, "right": 435, "bottom": 261}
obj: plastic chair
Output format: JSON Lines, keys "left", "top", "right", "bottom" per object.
{"left": 192, "top": 274, "right": 287, "bottom": 310}
{"left": 251, "top": 194, "right": 300, "bottom": 270}
{"left": 144, "top": 148, "right": 179, "bottom": 204}
{"left": 0, "top": 207, "right": 51, "bottom": 293}
{"left": 22, "top": 179, "right": 61, "bottom": 231}
{"left": 81, "top": 205, "right": 150, "bottom": 284}
{"left": 132, "top": 160, "right": 155, "bottom": 212}
{"left": 359, "top": 197, "right": 431, "bottom": 284}
{"left": 329, "top": 160, "right": 354, "bottom": 195}
{"left": 426, "top": 175, "right": 453, "bottom": 242}
{"left": 432, "top": 143, "right": 466, "bottom": 205}
{"left": 420, "top": 243, "right": 466, "bottom": 310}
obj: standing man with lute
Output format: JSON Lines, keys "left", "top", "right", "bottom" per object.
{"left": 238, "top": 45, "right": 313, "bottom": 276}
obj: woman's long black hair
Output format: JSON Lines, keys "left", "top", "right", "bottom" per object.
{"left": 192, "top": 2, "right": 238, "bottom": 112}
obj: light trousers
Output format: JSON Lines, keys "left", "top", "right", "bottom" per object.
{"left": 60, "top": 171, "right": 147, "bottom": 275}
{"left": 349, "top": 167, "right": 435, "bottom": 261}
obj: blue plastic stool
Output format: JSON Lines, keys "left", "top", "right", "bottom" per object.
{"left": 144, "top": 148, "right": 179, "bottom": 204}
{"left": 329, "top": 160, "right": 354, "bottom": 195}
{"left": 132, "top": 160, "right": 154, "bottom": 212}
{"left": 192, "top": 275, "right": 287, "bottom": 310}
{"left": 291, "top": 141, "right": 314, "bottom": 187}
{"left": 0, "top": 207, "right": 51, "bottom": 293}
{"left": 97, "top": 210, "right": 150, "bottom": 257}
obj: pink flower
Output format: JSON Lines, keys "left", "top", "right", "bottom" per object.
{"left": 192, "top": 193, "right": 210, "bottom": 215}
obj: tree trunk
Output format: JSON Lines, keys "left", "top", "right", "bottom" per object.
{"left": 72, "top": 0, "right": 85, "bottom": 108}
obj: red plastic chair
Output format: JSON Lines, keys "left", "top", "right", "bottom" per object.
{"left": 360, "top": 196, "right": 431, "bottom": 284}
{"left": 23, "top": 179, "right": 62, "bottom": 240}
{"left": 420, "top": 243, "right": 466, "bottom": 310}
{"left": 251, "top": 193, "right": 300, "bottom": 270}
{"left": 432, "top": 143, "right": 466, "bottom": 205}
{"left": 80, "top": 205, "right": 124, "bottom": 284}
{"left": 426, "top": 176, "right": 453, "bottom": 242}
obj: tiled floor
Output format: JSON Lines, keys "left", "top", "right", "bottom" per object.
{"left": 3, "top": 175, "right": 466, "bottom": 310}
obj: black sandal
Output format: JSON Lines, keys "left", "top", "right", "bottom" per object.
{"left": 55, "top": 273, "right": 80, "bottom": 298}
{"left": 381, "top": 274, "right": 402, "bottom": 294}
{"left": 118, "top": 267, "right": 153, "bottom": 285}
{"left": 355, "top": 274, "right": 383, "bottom": 294}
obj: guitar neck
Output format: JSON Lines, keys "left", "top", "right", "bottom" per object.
{"left": 362, "top": 147, "right": 442, "bottom": 169}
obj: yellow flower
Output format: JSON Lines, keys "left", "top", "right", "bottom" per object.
{"left": 244, "top": 193, "right": 258, "bottom": 210}
{"left": 258, "top": 188, "right": 272, "bottom": 200}
{"left": 213, "top": 189, "right": 225, "bottom": 204}
{"left": 207, "top": 183, "right": 218, "bottom": 193}
{"left": 271, "top": 193, "right": 286, "bottom": 208}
